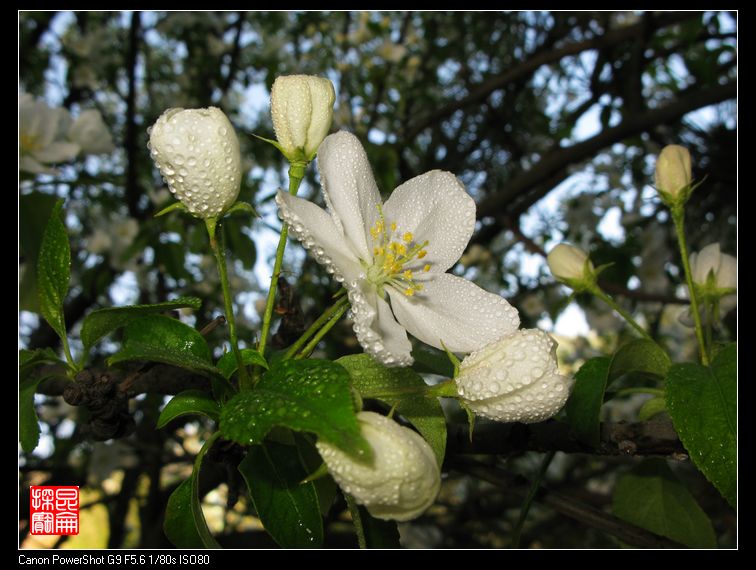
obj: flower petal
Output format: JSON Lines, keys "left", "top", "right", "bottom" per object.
{"left": 33, "top": 141, "right": 80, "bottom": 163}
{"left": 276, "top": 190, "right": 363, "bottom": 283}
{"left": 347, "top": 281, "right": 413, "bottom": 367}
{"left": 20, "top": 156, "right": 57, "bottom": 175}
{"left": 317, "top": 132, "right": 382, "bottom": 261}
{"left": 382, "top": 170, "right": 475, "bottom": 273}
{"left": 387, "top": 273, "right": 520, "bottom": 353}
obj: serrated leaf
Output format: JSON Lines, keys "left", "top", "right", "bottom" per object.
{"left": 565, "top": 357, "right": 611, "bottom": 447}
{"left": 613, "top": 459, "right": 717, "bottom": 548}
{"left": 20, "top": 192, "right": 59, "bottom": 314}
{"left": 164, "top": 479, "right": 204, "bottom": 548}
{"left": 37, "top": 199, "right": 70, "bottom": 343}
{"left": 337, "top": 354, "right": 446, "bottom": 466}
{"left": 666, "top": 343, "right": 736, "bottom": 507}
{"left": 609, "top": 339, "right": 671, "bottom": 383}
{"left": 638, "top": 397, "right": 666, "bottom": 421}
{"left": 164, "top": 433, "right": 222, "bottom": 549}
{"left": 220, "top": 359, "right": 371, "bottom": 461}
{"left": 239, "top": 442, "right": 323, "bottom": 548}
{"left": 157, "top": 390, "right": 221, "bottom": 428}
{"left": 81, "top": 297, "right": 202, "bottom": 354}
{"left": 216, "top": 349, "right": 268, "bottom": 379}
{"left": 108, "top": 315, "right": 223, "bottom": 380}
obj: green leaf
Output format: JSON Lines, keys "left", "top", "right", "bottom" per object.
{"left": 613, "top": 459, "right": 717, "bottom": 548}
{"left": 638, "top": 397, "right": 666, "bottom": 421}
{"left": 337, "top": 354, "right": 446, "bottom": 466}
{"left": 223, "top": 219, "right": 257, "bottom": 270}
{"left": 220, "top": 359, "right": 371, "bottom": 461}
{"left": 155, "top": 201, "right": 188, "bottom": 217}
{"left": 80, "top": 297, "right": 202, "bottom": 354}
{"left": 108, "top": 315, "right": 223, "bottom": 380}
{"left": 20, "top": 193, "right": 59, "bottom": 313}
{"left": 20, "top": 348, "right": 62, "bottom": 375}
{"left": 157, "top": 390, "right": 221, "bottom": 428}
{"left": 19, "top": 376, "right": 44, "bottom": 453}
{"left": 238, "top": 442, "right": 323, "bottom": 548}
{"left": 609, "top": 339, "right": 671, "bottom": 383}
{"left": 345, "top": 494, "right": 401, "bottom": 549}
{"left": 163, "top": 432, "right": 221, "bottom": 548}
{"left": 216, "top": 349, "right": 268, "bottom": 379}
{"left": 411, "top": 346, "right": 455, "bottom": 378}
{"left": 37, "top": 199, "right": 71, "bottom": 343}
{"left": 224, "top": 201, "right": 259, "bottom": 218}
{"left": 565, "top": 357, "right": 611, "bottom": 447}
{"left": 295, "top": 434, "right": 338, "bottom": 517}
{"left": 164, "top": 478, "right": 204, "bottom": 548}
{"left": 666, "top": 343, "right": 736, "bottom": 507}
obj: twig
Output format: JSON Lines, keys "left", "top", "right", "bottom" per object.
{"left": 124, "top": 11, "right": 143, "bottom": 220}
{"left": 453, "top": 457, "right": 685, "bottom": 548}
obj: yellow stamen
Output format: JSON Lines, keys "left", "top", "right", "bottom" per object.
{"left": 423, "top": 264, "right": 431, "bottom": 272}
{"left": 404, "top": 288, "right": 415, "bottom": 296}
{"left": 418, "top": 250, "right": 427, "bottom": 259}
{"left": 402, "top": 232, "right": 414, "bottom": 243}
{"left": 390, "top": 222, "right": 397, "bottom": 232}
{"left": 403, "top": 270, "right": 413, "bottom": 279}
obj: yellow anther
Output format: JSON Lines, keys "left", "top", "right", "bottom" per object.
{"left": 373, "top": 246, "right": 382, "bottom": 256}
{"left": 402, "top": 232, "right": 414, "bottom": 243}
{"left": 423, "top": 264, "right": 431, "bottom": 272}
{"left": 403, "top": 270, "right": 413, "bottom": 279}
{"left": 416, "top": 284, "right": 424, "bottom": 291}
{"left": 396, "top": 243, "right": 407, "bottom": 256}
{"left": 418, "top": 250, "right": 427, "bottom": 259}
{"left": 404, "top": 288, "right": 415, "bottom": 296}
{"left": 390, "top": 222, "right": 397, "bottom": 232}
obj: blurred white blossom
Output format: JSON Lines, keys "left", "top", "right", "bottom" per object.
{"left": 19, "top": 92, "right": 80, "bottom": 174}
{"left": 68, "top": 109, "right": 115, "bottom": 155}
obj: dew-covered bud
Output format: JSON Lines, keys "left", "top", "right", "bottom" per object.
{"left": 316, "top": 411, "right": 440, "bottom": 522}
{"left": 148, "top": 107, "right": 241, "bottom": 219}
{"left": 655, "top": 144, "right": 692, "bottom": 198}
{"left": 547, "top": 243, "right": 594, "bottom": 284}
{"left": 456, "top": 329, "right": 573, "bottom": 424}
{"left": 271, "top": 75, "right": 335, "bottom": 161}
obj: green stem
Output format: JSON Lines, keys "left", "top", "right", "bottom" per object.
{"left": 208, "top": 219, "right": 250, "bottom": 390}
{"left": 283, "top": 296, "right": 350, "bottom": 360}
{"left": 511, "top": 451, "right": 556, "bottom": 549}
{"left": 295, "top": 301, "right": 350, "bottom": 359}
{"left": 257, "top": 161, "right": 307, "bottom": 358}
{"left": 703, "top": 300, "right": 714, "bottom": 362}
{"left": 671, "top": 207, "right": 709, "bottom": 366}
{"left": 590, "top": 286, "right": 653, "bottom": 341}
{"left": 345, "top": 494, "right": 367, "bottom": 549}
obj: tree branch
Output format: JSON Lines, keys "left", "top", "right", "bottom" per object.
{"left": 124, "top": 11, "right": 143, "bottom": 220}
{"left": 404, "top": 12, "right": 700, "bottom": 141}
{"left": 452, "top": 457, "right": 685, "bottom": 548}
{"left": 219, "top": 12, "right": 245, "bottom": 96}
{"left": 446, "top": 417, "right": 686, "bottom": 458}
{"left": 477, "top": 80, "right": 736, "bottom": 219}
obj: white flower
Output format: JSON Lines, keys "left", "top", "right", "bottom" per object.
{"left": 547, "top": 243, "right": 593, "bottom": 282}
{"left": 148, "top": 107, "right": 241, "bottom": 219}
{"left": 68, "top": 109, "right": 115, "bottom": 155}
{"left": 316, "top": 411, "right": 440, "bottom": 522}
{"left": 689, "top": 243, "right": 736, "bottom": 290}
{"left": 456, "top": 329, "right": 573, "bottom": 423}
{"left": 19, "top": 92, "right": 80, "bottom": 174}
{"left": 655, "top": 145, "right": 692, "bottom": 198}
{"left": 276, "top": 131, "right": 520, "bottom": 366}
{"left": 270, "top": 75, "right": 335, "bottom": 161}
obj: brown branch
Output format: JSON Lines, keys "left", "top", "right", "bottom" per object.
{"left": 477, "top": 80, "right": 736, "bottom": 219}
{"left": 446, "top": 417, "right": 686, "bottom": 458}
{"left": 403, "top": 12, "right": 700, "bottom": 141}
{"left": 453, "top": 457, "right": 685, "bottom": 548}
{"left": 219, "top": 12, "right": 245, "bottom": 96}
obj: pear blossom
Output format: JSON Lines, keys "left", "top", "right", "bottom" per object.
{"left": 68, "top": 109, "right": 115, "bottom": 155}
{"left": 689, "top": 243, "right": 736, "bottom": 291}
{"left": 19, "top": 92, "right": 80, "bottom": 174}
{"left": 655, "top": 144, "right": 692, "bottom": 198}
{"left": 276, "top": 131, "right": 519, "bottom": 366}
{"left": 270, "top": 75, "right": 335, "bottom": 161}
{"left": 316, "top": 411, "right": 440, "bottom": 522}
{"left": 148, "top": 107, "right": 241, "bottom": 219}
{"left": 456, "top": 329, "right": 573, "bottom": 423}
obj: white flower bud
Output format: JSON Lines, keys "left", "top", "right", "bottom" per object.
{"left": 271, "top": 75, "right": 335, "bottom": 161}
{"left": 690, "top": 243, "right": 737, "bottom": 290}
{"left": 148, "top": 107, "right": 241, "bottom": 219}
{"left": 456, "top": 329, "right": 573, "bottom": 424}
{"left": 316, "top": 411, "right": 440, "bottom": 522}
{"left": 655, "top": 145, "right": 692, "bottom": 198}
{"left": 547, "top": 243, "right": 593, "bottom": 282}
{"left": 68, "top": 109, "right": 115, "bottom": 155}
